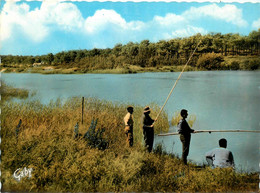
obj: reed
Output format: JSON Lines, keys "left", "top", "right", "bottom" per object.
{"left": 0, "top": 81, "right": 30, "bottom": 101}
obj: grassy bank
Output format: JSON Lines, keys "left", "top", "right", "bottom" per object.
{"left": 1, "top": 55, "right": 259, "bottom": 74}
{"left": 1, "top": 96, "right": 259, "bottom": 192}
{"left": 1, "top": 64, "right": 197, "bottom": 74}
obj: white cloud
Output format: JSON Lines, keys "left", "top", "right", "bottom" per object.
{"left": 171, "top": 25, "right": 207, "bottom": 38}
{"left": 127, "top": 21, "right": 145, "bottom": 31}
{"left": 40, "top": 1, "right": 84, "bottom": 30}
{"left": 153, "top": 13, "right": 186, "bottom": 26}
{"left": 183, "top": 4, "right": 248, "bottom": 27}
{"left": 3, "top": 0, "right": 260, "bottom": 2}
{"left": 84, "top": 9, "right": 128, "bottom": 33}
{"left": 82, "top": 8, "right": 205, "bottom": 43}
{"left": 0, "top": 1, "right": 84, "bottom": 42}
{"left": 0, "top": 1, "right": 252, "bottom": 55}
{"left": 83, "top": 9, "right": 147, "bottom": 34}
{"left": 1, "top": 2, "right": 50, "bottom": 42}
{"left": 252, "top": 18, "right": 260, "bottom": 29}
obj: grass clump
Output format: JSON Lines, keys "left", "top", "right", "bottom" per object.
{"left": 1, "top": 97, "right": 258, "bottom": 192}
{"left": 83, "top": 118, "right": 109, "bottom": 150}
{"left": 0, "top": 81, "right": 30, "bottom": 101}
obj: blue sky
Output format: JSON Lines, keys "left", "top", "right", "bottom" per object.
{"left": 1, "top": 0, "right": 259, "bottom": 56}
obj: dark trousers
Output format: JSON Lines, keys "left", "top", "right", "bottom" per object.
{"left": 143, "top": 127, "right": 154, "bottom": 152}
{"left": 180, "top": 134, "right": 191, "bottom": 165}
{"left": 125, "top": 126, "right": 133, "bottom": 147}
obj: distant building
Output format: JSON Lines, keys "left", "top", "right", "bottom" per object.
{"left": 33, "top": 63, "right": 41, "bottom": 67}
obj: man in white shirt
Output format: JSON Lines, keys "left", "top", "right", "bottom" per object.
{"left": 205, "top": 138, "right": 234, "bottom": 168}
{"left": 124, "top": 106, "right": 134, "bottom": 147}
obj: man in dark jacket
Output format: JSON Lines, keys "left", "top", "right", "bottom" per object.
{"left": 142, "top": 106, "right": 155, "bottom": 152}
{"left": 178, "top": 109, "right": 195, "bottom": 165}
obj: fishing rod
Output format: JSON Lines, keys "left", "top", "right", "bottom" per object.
{"left": 152, "top": 39, "right": 201, "bottom": 127}
{"left": 158, "top": 130, "right": 260, "bottom": 136}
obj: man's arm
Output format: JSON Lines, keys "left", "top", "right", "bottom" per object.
{"left": 229, "top": 151, "right": 235, "bottom": 167}
{"left": 124, "top": 113, "right": 130, "bottom": 126}
{"left": 205, "top": 150, "right": 214, "bottom": 166}
{"left": 184, "top": 120, "right": 194, "bottom": 133}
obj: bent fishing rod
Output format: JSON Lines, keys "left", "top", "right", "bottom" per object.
{"left": 158, "top": 129, "right": 260, "bottom": 136}
{"left": 152, "top": 39, "right": 201, "bottom": 127}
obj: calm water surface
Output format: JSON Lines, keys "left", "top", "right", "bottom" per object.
{"left": 2, "top": 71, "right": 260, "bottom": 172}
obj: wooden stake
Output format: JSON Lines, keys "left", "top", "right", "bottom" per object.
{"left": 82, "top": 97, "right": 84, "bottom": 125}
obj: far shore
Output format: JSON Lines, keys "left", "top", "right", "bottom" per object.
{"left": 0, "top": 65, "right": 199, "bottom": 74}
{"left": 1, "top": 55, "right": 259, "bottom": 74}
{"left": 1, "top": 65, "right": 259, "bottom": 75}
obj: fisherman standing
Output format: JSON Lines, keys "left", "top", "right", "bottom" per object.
{"left": 205, "top": 138, "right": 234, "bottom": 168}
{"left": 124, "top": 106, "right": 134, "bottom": 147}
{"left": 178, "top": 109, "right": 195, "bottom": 165}
{"left": 142, "top": 106, "right": 156, "bottom": 152}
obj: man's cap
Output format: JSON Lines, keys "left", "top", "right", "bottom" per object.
{"left": 127, "top": 106, "right": 133, "bottom": 111}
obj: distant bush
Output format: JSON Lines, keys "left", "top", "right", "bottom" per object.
{"left": 196, "top": 53, "right": 224, "bottom": 70}
{"left": 240, "top": 59, "right": 260, "bottom": 70}
{"left": 239, "top": 60, "right": 249, "bottom": 70}
{"left": 248, "top": 59, "right": 260, "bottom": 70}
{"left": 228, "top": 61, "right": 240, "bottom": 70}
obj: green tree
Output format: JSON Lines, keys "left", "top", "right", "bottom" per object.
{"left": 112, "top": 43, "right": 123, "bottom": 57}
{"left": 46, "top": 53, "right": 54, "bottom": 65}
{"left": 248, "top": 29, "right": 260, "bottom": 55}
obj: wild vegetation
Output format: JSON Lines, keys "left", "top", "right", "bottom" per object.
{"left": 0, "top": 81, "right": 30, "bottom": 101}
{"left": 1, "top": 30, "right": 260, "bottom": 73}
{"left": 1, "top": 86, "right": 259, "bottom": 192}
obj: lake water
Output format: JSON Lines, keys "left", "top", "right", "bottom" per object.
{"left": 2, "top": 71, "right": 260, "bottom": 172}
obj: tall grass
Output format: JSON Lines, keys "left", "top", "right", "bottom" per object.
{"left": 1, "top": 97, "right": 258, "bottom": 192}
{"left": 0, "top": 81, "right": 30, "bottom": 101}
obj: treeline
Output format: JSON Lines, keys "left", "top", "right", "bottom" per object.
{"left": 1, "top": 29, "right": 260, "bottom": 71}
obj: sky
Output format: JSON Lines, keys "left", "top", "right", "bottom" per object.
{"left": 0, "top": 0, "right": 259, "bottom": 56}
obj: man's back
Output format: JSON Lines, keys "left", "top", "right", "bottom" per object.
{"left": 206, "top": 147, "right": 234, "bottom": 168}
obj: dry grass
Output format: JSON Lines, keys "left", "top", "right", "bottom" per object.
{"left": 0, "top": 81, "right": 30, "bottom": 101}
{"left": 1, "top": 96, "right": 258, "bottom": 192}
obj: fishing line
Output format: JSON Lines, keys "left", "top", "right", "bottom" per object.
{"left": 153, "top": 39, "right": 202, "bottom": 128}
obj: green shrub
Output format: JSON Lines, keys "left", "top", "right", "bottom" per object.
{"left": 196, "top": 53, "right": 224, "bottom": 70}
{"left": 229, "top": 61, "right": 240, "bottom": 70}
{"left": 249, "top": 59, "right": 260, "bottom": 70}
{"left": 83, "top": 119, "right": 109, "bottom": 150}
{"left": 239, "top": 60, "right": 249, "bottom": 70}
{"left": 240, "top": 59, "right": 260, "bottom": 70}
